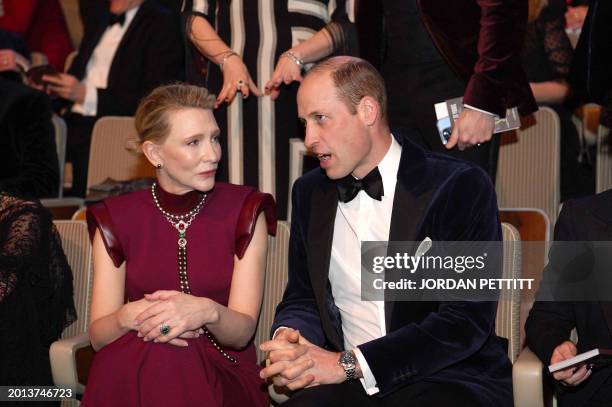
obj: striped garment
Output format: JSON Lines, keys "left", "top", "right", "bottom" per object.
{"left": 181, "top": 0, "right": 355, "bottom": 219}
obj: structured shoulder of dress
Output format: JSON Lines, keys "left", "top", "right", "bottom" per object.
{"left": 86, "top": 201, "right": 125, "bottom": 268}
{"left": 235, "top": 190, "right": 277, "bottom": 259}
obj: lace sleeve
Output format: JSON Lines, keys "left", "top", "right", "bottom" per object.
{"left": 0, "top": 199, "right": 43, "bottom": 303}
{"left": 538, "top": 7, "right": 574, "bottom": 81}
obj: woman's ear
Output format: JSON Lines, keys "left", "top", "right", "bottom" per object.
{"left": 142, "top": 140, "right": 162, "bottom": 168}
{"left": 358, "top": 96, "right": 379, "bottom": 127}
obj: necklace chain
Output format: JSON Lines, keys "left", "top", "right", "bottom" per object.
{"left": 151, "top": 182, "right": 237, "bottom": 364}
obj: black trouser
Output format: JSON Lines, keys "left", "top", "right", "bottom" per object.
{"left": 284, "top": 380, "right": 480, "bottom": 407}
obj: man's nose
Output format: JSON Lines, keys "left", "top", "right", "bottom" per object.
{"left": 304, "top": 124, "right": 317, "bottom": 149}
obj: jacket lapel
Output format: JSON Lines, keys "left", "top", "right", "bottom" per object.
{"left": 306, "top": 178, "right": 343, "bottom": 349}
{"left": 72, "top": 22, "right": 108, "bottom": 78}
{"left": 385, "top": 139, "right": 435, "bottom": 329}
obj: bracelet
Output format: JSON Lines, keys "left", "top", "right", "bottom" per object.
{"left": 282, "top": 51, "right": 304, "bottom": 69}
{"left": 219, "top": 51, "right": 238, "bottom": 71}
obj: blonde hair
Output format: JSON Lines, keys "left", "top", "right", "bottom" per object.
{"left": 528, "top": 0, "right": 549, "bottom": 23}
{"left": 134, "top": 83, "right": 216, "bottom": 145}
{"left": 309, "top": 57, "right": 388, "bottom": 123}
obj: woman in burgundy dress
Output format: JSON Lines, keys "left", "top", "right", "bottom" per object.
{"left": 82, "top": 83, "right": 276, "bottom": 406}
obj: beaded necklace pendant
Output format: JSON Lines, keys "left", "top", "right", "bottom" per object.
{"left": 151, "top": 182, "right": 237, "bottom": 364}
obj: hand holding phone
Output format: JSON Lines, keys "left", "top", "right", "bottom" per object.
{"left": 26, "top": 64, "right": 60, "bottom": 87}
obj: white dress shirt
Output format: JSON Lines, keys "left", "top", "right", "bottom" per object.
{"left": 71, "top": 7, "right": 139, "bottom": 116}
{"left": 328, "top": 134, "right": 402, "bottom": 395}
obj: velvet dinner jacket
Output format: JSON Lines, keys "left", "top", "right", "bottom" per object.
{"left": 526, "top": 189, "right": 612, "bottom": 407}
{"left": 416, "top": 0, "right": 537, "bottom": 118}
{"left": 67, "top": 0, "right": 183, "bottom": 117}
{"left": 272, "top": 137, "right": 512, "bottom": 405}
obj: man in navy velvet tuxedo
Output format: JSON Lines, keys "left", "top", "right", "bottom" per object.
{"left": 260, "top": 57, "right": 512, "bottom": 406}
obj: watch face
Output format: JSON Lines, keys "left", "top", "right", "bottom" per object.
{"left": 340, "top": 351, "right": 356, "bottom": 367}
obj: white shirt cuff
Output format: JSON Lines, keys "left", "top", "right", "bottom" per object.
{"left": 72, "top": 83, "right": 97, "bottom": 116}
{"left": 272, "top": 326, "right": 289, "bottom": 340}
{"left": 354, "top": 347, "right": 379, "bottom": 395}
{"left": 464, "top": 104, "right": 496, "bottom": 117}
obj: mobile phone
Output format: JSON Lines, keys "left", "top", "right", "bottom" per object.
{"left": 437, "top": 116, "right": 452, "bottom": 145}
{"left": 26, "top": 64, "right": 59, "bottom": 86}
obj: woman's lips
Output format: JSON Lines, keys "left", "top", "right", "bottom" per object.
{"left": 198, "top": 169, "right": 216, "bottom": 177}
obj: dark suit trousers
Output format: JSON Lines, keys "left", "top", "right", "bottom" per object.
{"left": 284, "top": 380, "right": 479, "bottom": 407}
{"left": 384, "top": 60, "right": 500, "bottom": 181}
{"left": 65, "top": 113, "right": 97, "bottom": 197}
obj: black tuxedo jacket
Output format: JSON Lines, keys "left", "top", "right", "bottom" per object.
{"left": 0, "top": 77, "right": 59, "bottom": 198}
{"left": 67, "top": 0, "right": 183, "bottom": 117}
{"left": 272, "top": 136, "right": 512, "bottom": 405}
{"left": 526, "top": 189, "right": 612, "bottom": 407}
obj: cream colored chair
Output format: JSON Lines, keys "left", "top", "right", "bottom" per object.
{"left": 42, "top": 116, "right": 153, "bottom": 214}
{"left": 71, "top": 207, "right": 87, "bottom": 221}
{"left": 288, "top": 139, "right": 308, "bottom": 220}
{"left": 58, "top": 0, "right": 84, "bottom": 49}
{"left": 500, "top": 207, "right": 551, "bottom": 349}
{"left": 596, "top": 125, "right": 612, "bottom": 193}
{"left": 52, "top": 114, "right": 68, "bottom": 198}
{"left": 513, "top": 347, "right": 548, "bottom": 407}
{"left": 498, "top": 222, "right": 522, "bottom": 363}
{"left": 85, "top": 116, "right": 155, "bottom": 195}
{"left": 50, "top": 221, "right": 94, "bottom": 402}
{"left": 255, "top": 221, "right": 291, "bottom": 363}
{"left": 496, "top": 107, "right": 561, "bottom": 231}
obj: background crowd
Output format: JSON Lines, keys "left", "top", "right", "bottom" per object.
{"left": 1, "top": 0, "right": 612, "bottom": 405}
{"left": 0, "top": 0, "right": 607, "bottom": 214}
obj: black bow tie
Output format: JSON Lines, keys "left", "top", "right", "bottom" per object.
{"left": 336, "top": 167, "right": 384, "bottom": 203}
{"left": 108, "top": 13, "right": 126, "bottom": 27}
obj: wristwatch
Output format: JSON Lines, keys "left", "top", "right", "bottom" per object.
{"left": 338, "top": 350, "right": 358, "bottom": 381}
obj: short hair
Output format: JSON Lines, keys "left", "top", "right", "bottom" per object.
{"left": 309, "top": 57, "right": 388, "bottom": 122}
{"left": 134, "top": 83, "right": 216, "bottom": 145}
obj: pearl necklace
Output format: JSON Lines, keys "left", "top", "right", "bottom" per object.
{"left": 151, "top": 182, "right": 207, "bottom": 292}
{"left": 151, "top": 182, "right": 237, "bottom": 364}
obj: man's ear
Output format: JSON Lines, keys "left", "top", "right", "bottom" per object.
{"left": 142, "top": 140, "right": 162, "bottom": 167}
{"left": 358, "top": 96, "right": 379, "bottom": 127}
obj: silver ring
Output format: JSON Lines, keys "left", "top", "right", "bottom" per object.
{"left": 160, "top": 323, "right": 171, "bottom": 336}
{"left": 237, "top": 80, "right": 245, "bottom": 87}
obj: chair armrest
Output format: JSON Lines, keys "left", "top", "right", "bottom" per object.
{"left": 513, "top": 347, "right": 545, "bottom": 407}
{"left": 49, "top": 332, "right": 91, "bottom": 395}
{"left": 268, "top": 383, "right": 291, "bottom": 404}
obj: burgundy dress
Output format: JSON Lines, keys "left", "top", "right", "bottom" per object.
{"left": 82, "top": 182, "right": 276, "bottom": 407}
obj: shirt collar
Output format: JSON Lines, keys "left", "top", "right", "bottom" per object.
{"left": 124, "top": 6, "right": 139, "bottom": 27}
{"left": 377, "top": 134, "right": 402, "bottom": 194}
